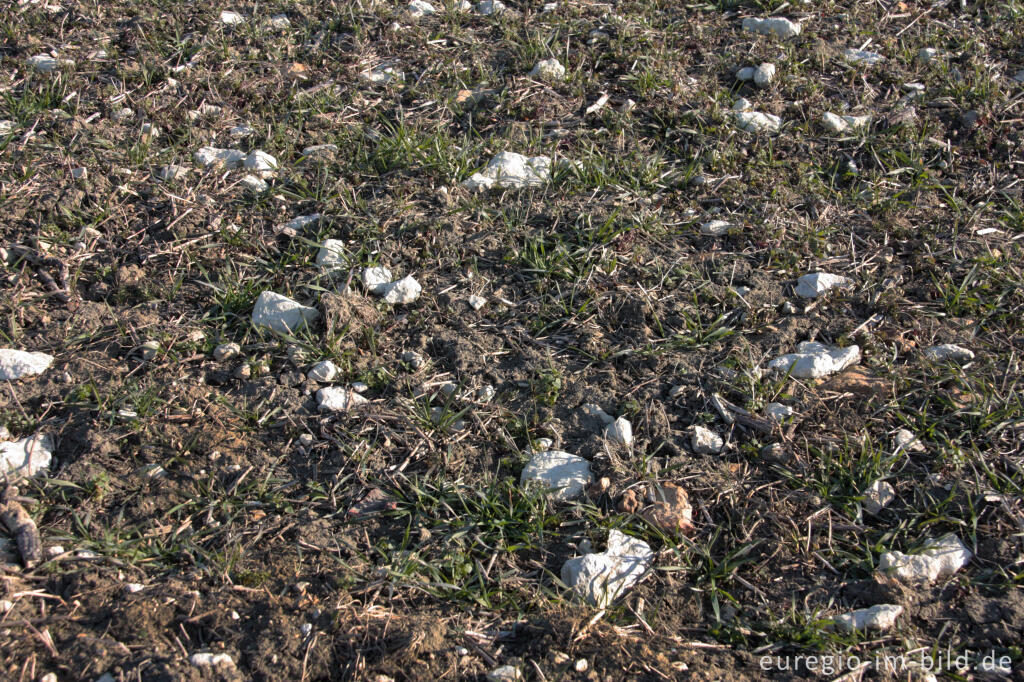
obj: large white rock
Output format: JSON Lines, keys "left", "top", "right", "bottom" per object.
{"left": 0, "top": 350, "right": 54, "bottom": 380}
{"left": 741, "top": 17, "right": 801, "bottom": 39}
{"left": 520, "top": 450, "right": 591, "bottom": 501}
{"left": 768, "top": 341, "right": 861, "bottom": 379}
{"left": 530, "top": 58, "right": 566, "bottom": 82}
{"left": 821, "top": 112, "right": 871, "bottom": 135}
{"left": 408, "top": 0, "right": 436, "bottom": 18}
{"left": 1, "top": 434, "right": 53, "bottom": 479}
{"left": 378, "top": 275, "right": 422, "bottom": 305}
{"left": 462, "top": 152, "right": 552, "bottom": 191}
{"left": 605, "top": 417, "right": 633, "bottom": 447}
{"left": 862, "top": 480, "right": 896, "bottom": 514}
{"left": 251, "top": 291, "right": 319, "bottom": 333}
{"left": 561, "top": 530, "right": 654, "bottom": 608}
{"left": 922, "top": 344, "right": 974, "bottom": 364}
{"left": 243, "top": 150, "right": 278, "bottom": 177}
{"left": 317, "top": 387, "right": 369, "bottom": 412}
{"left": 877, "top": 535, "right": 971, "bottom": 585}
{"left": 194, "top": 147, "right": 246, "bottom": 169}
{"left": 833, "top": 604, "right": 903, "bottom": 633}
{"left": 795, "top": 272, "right": 852, "bottom": 298}
{"left": 315, "top": 240, "right": 347, "bottom": 272}
{"left": 843, "top": 48, "right": 885, "bottom": 65}
{"left": 733, "top": 111, "right": 781, "bottom": 133}
{"left": 691, "top": 425, "right": 724, "bottom": 454}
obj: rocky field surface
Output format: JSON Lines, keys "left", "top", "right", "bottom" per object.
{"left": 1, "top": 0, "right": 1023, "bottom": 679}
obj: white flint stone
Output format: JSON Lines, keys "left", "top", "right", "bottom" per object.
{"left": 894, "top": 428, "right": 926, "bottom": 453}
{"left": 0, "top": 349, "right": 54, "bottom": 380}
{"left": 877, "top": 535, "right": 971, "bottom": 585}
{"left": 308, "top": 360, "right": 339, "bottom": 383}
{"left": 468, "top": 295, "right": 487, "bottom": 311}
{"left": 139, "top": 340, "right": 160, "bottom": 361}
{"left": 530, "top": 58, "right": 566, "bottom": 82}
{"left": 605, "top": 417, "right": 633, "bottom": 446}
{"left": 843, "top": 48, "right": 885, "bottom": 65}
{"left": 477, "top": 0, "right": 508, "bottom": 15}
{"left": 71, "top": 167, "right": 88, "bottom": 181}
{"left": 229, "top": 125, "right": 255, "bottom": 138}
{"left": 317, "top": 387, "right": 369, "bottom": 412}
{"left": 733, "top": 110, "right": 781, "bottom": 133}
{"left": 0, "top": 434, "right": 53, "bottom": 480}
{"left": 27, "top": 55, "right": 60, "bottom": 72}
{"left": 526, "top": 438, "right": 554, "bottom": 454}
{"left": 487, "top": 666, "right": 522, "bottom": 682}
{"left": 741, "top": 17, "right": 801, "bottom": 39}
{"left": 477, "top": 385, "right": 496, "bottom": 402}
{"left": 768, "top": 341, "right": 861, "bottom": 379}
{"left": 520, "top": 450, "right": 591, "bottom": 501}
{"left": 362, "top": 267, "right": 393, "bottom": 294}
{"left": 462, "top": 151, "right": 552, "bottom": 191}
{"left": 220, "top": 11, "right": 245, "bottom": 25}
{"left": 239, "top": 175, "right": 268, "bottom": 192}
{"left": 251, "top": 291, "right": 320, "bottom": 333}
{"left": 379, "top": 275, "right": 422, "bottom": 305}
{"left": 833, "top": 604, "right": 903, "bottom": 633}
{"left": 351, "top": 382, "right": 369, "bottom": 393}
{"left": 303, "top": 144, "right": 338, "bottom": 159}
{"left": 408, "top": 0, "right": 436, "bottom": 17}
{"left": 795, "top": 272, "right": 852, "bottom": 298}
{"left": 277, "top": 213, "right": 321, "bottom": 236}
{"left": 862, "top": 480, "right": 896, "bottom": 514}
{"left": 765, "top": 403, "right": 795, "bottom": 421}
{"left": 156, "top": 165, "right": 189, "bottom": 181}
{"left": 922, "top": 344, "right": 974, "bottom": 364}
{"left": 733, "top": 97, "right": 753, "bottom": 111}
{"left": 268, "top": 14, "right": 291, "bottom": 29}
{"left": 190, "top": 652, "right": 236, "bottom": 668}
{"left": 581, "top": 404, "right": 614, "bottom": 425}
{"left": 213, "top": 343, "right": 240, "bottom": 362}
{"left": 753, "top": 62, "right": 776, "bottom": 86}
{"left": 736, "top": 66, "right": 756, "bottom": 81}
{"left": 561, "top": 530, "right": 654, "bottom": 608}
{"left": 918, "top": 48, "right": 939, "bottom": 64}
{"left": 700, "top": 220, "right": 732, "bottom": 236}
{"left": 243, "top": 150, "right": 278, "bottom": 177}
{"left": 821, "top": 112, "right": 871, "bottom": 134}
{"left": 316, "top": 240, "right": 347, "bottom": 272}
{"left": 402, "top": 351, "right": 425, "bottom": 369}
{"left": 360, "top": 65, "right": 403, "bottom": 85}
{"left": 691, "top": 425, "right": 723, "bottom": 454}
{"left": 194, "top": 147, "right": 246, "bottom": 169}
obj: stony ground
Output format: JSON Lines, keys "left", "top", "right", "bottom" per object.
{"left": 1, "top": 0, "right": 1023, "bottom": 680}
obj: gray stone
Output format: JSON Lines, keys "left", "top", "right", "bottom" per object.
{"left": 360, "top": 65, "right": 403, "bottom": 85}
{"left": 402, "top": 351, "right": 425, "bottom": 369}
{"left": 843, "top": 48, "right": 885, "bottom": 65}
{"left": 316, "top": 240, "right": 347, "bottom": 272}
{"left": 605, "top": 417, "right": 633, "bottom": 446}
{"left": 243, "top": 150, "right": 278, "bottom": 177}
{"left": 276, "top": 213, "right": 321, "bottom": 236}
{"left": 468, "top": 294, "right": 487, "bottom": 311}
{"left": 487, "top": 665, "right": 522, "bottom": 682}
{"left": 0, "top": 434, "right": 53, "bottom": 480}
{"left": 700, "top": 220, "right": 732, "bottom": 236}
{"left": 918, "top": 48, "right": 939, "bottom": 64}
{"left": 768, "top": 341, "right": 861, "bottom": 379}
{"left": 155, "top": 164, "right": 189, "bottom": 181}
{"left": 239, "top": 175, "right": 268, "bottom": 193}
{"left": 0, "top": 349, "right": 53, "bottom": 380}
{"left": 520, "top": 450, "right": 591, "bottom": 501}
{"left": 561, "top": 530, "right": 654, "bottom": 608}
{"left": 753, "top": 62, "right": 776, "bottom": 87}
{"left": 229, "top": 124, "right": 255, "bottom": 138}
{"left": 733, "top": 110, "right": 781, "bottom": 133}
{"left": 213, "top": 343, "right": 241, "bottom": 362}
{"left": 530, "top": 58, "right": 566, "bottom": 82}
{"left": 408, "top": 0, "right": 436, "bottom": 18}
{"left": 251, "top": 291, "right": 320, "bottom": 333}
{"left": 821, "top": 112, "right": 871, "bottom": 135}
{"left": 477, "top": 0, "right": 509, "bottom": 15}
{"left": 765, "top": 403, "right": 795, "bottom": 421}
{"left": 894, "top": 428, "right": 926, "bottom": 453}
